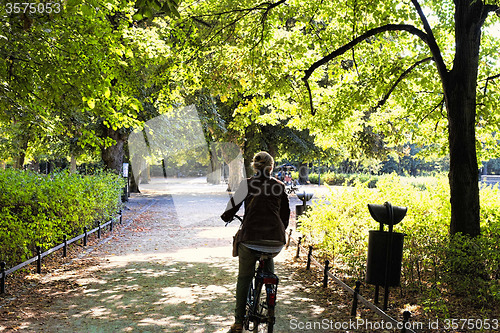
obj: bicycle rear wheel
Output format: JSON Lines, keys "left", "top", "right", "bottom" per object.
{"left": 244, "top": 279, "right": 259, "bottom": 332}
{"left": 244, "top": 270, "right": 278, "bottom": 333}
{"left": 244, "top": 286, "right": 274, "bottom": 332}
{"left": 245, "top": 287, "right": 275, "bottom": 332}
{"left": 257, "top": 286, "right": 275, "bottom": 333}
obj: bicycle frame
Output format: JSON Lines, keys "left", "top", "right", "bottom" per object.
{"left": 244, "top": 253, "right": 279, "bottom": 333}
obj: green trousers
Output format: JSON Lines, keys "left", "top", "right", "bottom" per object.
{"left": 234, "top": 243, "right": 274, "bottom": 324}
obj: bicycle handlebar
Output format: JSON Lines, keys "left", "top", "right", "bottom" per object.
{"left": 225, "top": 214, "right": 243, "bottom": 226}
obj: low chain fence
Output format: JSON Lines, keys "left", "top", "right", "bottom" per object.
{"left": 0, "top": 211, "right": 123, "bottom": 295}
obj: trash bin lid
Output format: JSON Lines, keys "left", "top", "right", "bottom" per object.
{"left": 368, "top": 203, "right": 407, "bottom": 225}
{"left": 296, "top": 191, "right": 313, "bottom": 201}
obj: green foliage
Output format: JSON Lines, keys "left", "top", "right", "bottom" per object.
{"left": 298, "top": 174, "right": 500, "bottom": 312}
{"left": 0, "top": 0, "right": 174, "bottom": 166}
{"left": 307, "top": 172, "right": 378, "bottom": 188}
{"left": 0, "top": 169, "right": 124, "bottom": 266}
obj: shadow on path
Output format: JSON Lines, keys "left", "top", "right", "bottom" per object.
{"left": 1, "top": 179, "right": 338, "bottom": 333}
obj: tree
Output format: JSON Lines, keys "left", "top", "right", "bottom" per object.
{"left": 301, "top": 0, "right": 499, "bottom": 236}
{"left": 179, "top": 0, "right": 500, "bottom": 237}
{"left": 0, "top": 0, "right": 177, "bottom": 172}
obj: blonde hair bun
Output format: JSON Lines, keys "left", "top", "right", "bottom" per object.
{"left": 251, "top": 151, "right": 274, "bottom": 171}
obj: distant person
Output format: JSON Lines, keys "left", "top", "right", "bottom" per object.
{"left": 221, "top": 151, "right": 290, "bottom": 333}
{"left": 284, "top": 171, "right": 292, "bottom": 185}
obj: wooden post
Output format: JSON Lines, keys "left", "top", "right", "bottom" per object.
{"left": 295, "top": 236, "right": 302, "bottom": 258}
{"left": 306, "top": 246, "right": 313, "bottom": 270}
{"left": 401, "top": 311, "right": 411, "bottom": 333}
{"left": 285, "top": 229, "right": 292, "bottom": 249}
{"left": 83, "top": 227, "right": 88, "bottom": 246}
{"left": 63, "top": 235, "right": 67, "bottom": 257}
{"left": 36, "top": 246, "right": 41, "bottom": 274}
{"left": 322, "top": 260, "right": 330, "bottom": 287}
{"left": 351, "top": 281, "right": 361, "bottom": 316}
{"left": 0, "top": 261, "right": 5, "bottom": 294}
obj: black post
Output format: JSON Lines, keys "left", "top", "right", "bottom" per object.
{"left": 377, "top": 218, "right": 383, "bottom": 306}
{"left": 376, "top": 218, "right": 383, "bottom": 304}
{"left": 84, "top": 227, "right": 88, "bottom": 246}
{"left": 318, "top": 164, "right": 321, "bottom": 186}
{"left": 36, "top": 246, "right": 41, "bottom": 274}
{"left": 286, "top": 229, "right": 293, "bottom": 249}
{"left": 323, "top": 260, "right": 330, "bottom": 287}
{"left": 401, "top": 311, "right": 411, "bottom": 333}
{"left": 120, "top": 210, "right": 123, "bottom": 224}
{"left": 306, "top": 246, "right": 313, "bottom": 270}
{"left": 296, "top": 236, "right": 302, "bottom": 258}
{"left": 98, "top": 225, "right": 101, "bottom": 239}
{"left": 110, "top": 219, "right": 113, "bottom": 232}
{"left": 383, "top": 202, "right": 394, "bottom": 311}
{"left": 1, "top": 261, "right": 5, "bottom": 294}
{"left": 63, "top": 235, "right": 67, "bottom": 257}
{"left": 351, "top": 281, "right": 361, "bottom": 316}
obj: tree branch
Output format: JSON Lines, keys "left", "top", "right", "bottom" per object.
{"left": 481, "top": 73, "right": 500, "bottom": 95}
{"left": 303, "top": 24, "right": 428, "bottom": 82}
{"left": 192, "top": 0, "right": 286, "bottom": 19}
{"left": 483, "top": 73, "right": 500, "bottom": 81}
{"left": 421, "top": 97, "right": 445, "bottom": 123}
{"left": 375, "top": 57, "right": 433, "bottom": 111}
{"left": 484, "top": 4, "right": 500, "bottom": 15}
{"left": 302, "top": 23, "right": 429, "bottom": 114}
{"left": 410, "top": 0, "right": 448, "bottom": 78}
{"left": 191, "top": 0, "right": 287, "bottom": 50}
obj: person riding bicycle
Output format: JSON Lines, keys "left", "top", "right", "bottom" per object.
{"left": 221, "top": 151, "right": 290, "bottom": 333}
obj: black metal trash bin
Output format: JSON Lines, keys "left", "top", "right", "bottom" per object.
{"left": 296, "top": 204, "right": 309, "bottom": 216}
{"left": 365, "top": 202, "right": 407, "bottom": 310}
{"left": 296, "top": 192, "right": 313, "bottom": 216}
{"left": 366, "top": 230, "right": 404, "bottom": 287}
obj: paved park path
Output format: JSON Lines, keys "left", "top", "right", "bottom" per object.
{"left": 1, "top": 178, "right": 340, "bottom": 333}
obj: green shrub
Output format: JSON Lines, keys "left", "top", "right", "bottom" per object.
{"left": 0, "top": 169, "right": 124, "bottom": 266}
{"left": 307, "top": 172, "right": 378, "bottom": 188}
{"left": 297, "top": 174, "right": 500, "bottom": 311}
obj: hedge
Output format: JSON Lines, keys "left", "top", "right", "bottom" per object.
{"left": 292, "top": 171, "right": 378, "bottom": 188}
{"left": 0, "top": 169, "right": 124, "bottom": 266}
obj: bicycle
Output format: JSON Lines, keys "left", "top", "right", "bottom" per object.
{"left": 225, "top": 215, "right": 280, "bottom": 333}
{"left": 243, "top": 251, "right": 279, "bottom": 333}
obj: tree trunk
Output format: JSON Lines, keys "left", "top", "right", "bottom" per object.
{"left": 217, "top": 142, "right": 245, "bottom": 191}
{"left": 101, "top": 126, "right": 128, "bottom": 174}
{"left": 140, "top": 163, "right": 150, "bottom": 184}
{"left": 207, "top": 150, "right": 221, "bottom": 184}
{"left": 70, "top": 155, "right": 77, "bottom": 173}
{"left": 298, "top": 162, "right": 310, "bottom": 185}
{"left": 129, "top": 165, "right": 140, "bottom": 193}
{"left": 161, "top": 159, "right": 167, "bottom": 178}
{"left": 443, "top": 2, "right": 485, "bottom": 237}
{"left": 227, "top": 153, "right": 245, "bottom": 191}
{"left": 13, "top": 138, "right": 29, "bottom": 169}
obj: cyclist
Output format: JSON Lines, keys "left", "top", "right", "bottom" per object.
{"left": 221, "top": 151, "right": 290, "bottom": 333}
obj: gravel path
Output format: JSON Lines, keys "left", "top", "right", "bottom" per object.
{"left": 1, "top": 178, "right": 337, "bottom": 333}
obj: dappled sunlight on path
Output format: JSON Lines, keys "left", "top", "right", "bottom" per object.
{"left": 1, "top": 178, "right": 336, "bottom": 332}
